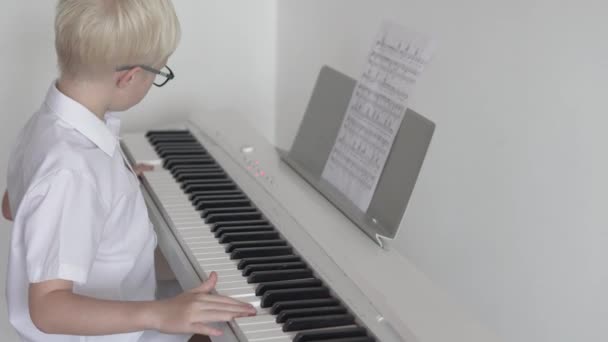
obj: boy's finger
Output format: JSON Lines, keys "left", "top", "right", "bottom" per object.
{"left": 192, "top": 272, "right": 218, "bottom": 293}
{"left": 201, "top": 294, "right": 255, "bottom": 307}
{"left": 191, "top": 323, "right": 223, "bottom": 337}
{"left": 200, "top": 302, "right": 257, "bottom": 314}
{"left": 198, "top": 310, "right": 249, "bottom": 323}
{"left": 134, "top": 163, "right": 154, "bottom": 176}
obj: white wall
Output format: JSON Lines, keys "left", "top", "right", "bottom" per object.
{"left": 276, "top": 1, "right": 608, "bottom": 342}
{"left": 0, "top": 1, "right": 276, "bottom": 340}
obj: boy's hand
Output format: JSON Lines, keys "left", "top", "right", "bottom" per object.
{"left": 2, "top": 190, "right": 12, "bottom": 221}
{"left": 134, "top": 163, "right": 154, "bottom": 177}
{"left": 152, "top": 272, "right": 256, "bottom": 336}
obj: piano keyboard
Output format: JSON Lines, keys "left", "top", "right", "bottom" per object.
{"left": 142, "top": 130, "right": 376, "bottom": 342}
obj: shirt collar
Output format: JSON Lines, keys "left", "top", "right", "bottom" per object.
{"left": 44, "top": 82, "right": 121, "bottom": 157}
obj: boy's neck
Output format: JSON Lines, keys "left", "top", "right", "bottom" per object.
{"left": 57, "top": 77, "right": 113, "bottom": 121}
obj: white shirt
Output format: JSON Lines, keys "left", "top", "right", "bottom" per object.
{"left": 5, "top": 83, "right": 178, "bottom": 342}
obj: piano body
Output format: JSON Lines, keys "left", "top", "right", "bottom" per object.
{"left": 120, "top": 68, "right": 500, "bottom": 342}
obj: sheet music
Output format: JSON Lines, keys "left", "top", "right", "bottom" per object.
{"left": 322, "top": 22, "right": 436, "bottom": 212}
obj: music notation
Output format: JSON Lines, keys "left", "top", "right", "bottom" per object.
{"left": 322, "top": 22, "right": 436, "bottom": 212}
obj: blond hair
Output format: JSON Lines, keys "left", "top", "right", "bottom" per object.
{"left": 55, "top": 0, "right": 181, "bottom": 78}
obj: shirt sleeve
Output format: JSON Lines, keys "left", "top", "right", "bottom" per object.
{"left": 20, "top": 169, "right": 108, "bottom": 285}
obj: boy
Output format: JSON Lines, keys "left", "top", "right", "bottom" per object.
{"left": 4, "top": 1, "right": 256, "bottom": 341}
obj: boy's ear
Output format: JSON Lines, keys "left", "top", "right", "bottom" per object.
{"left": 115, "top": 67, "right": 142, "bottom": 88}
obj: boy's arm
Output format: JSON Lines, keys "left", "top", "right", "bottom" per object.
{"left": 2, "top": 190, "right": 12, "bottom": 221}
{"left": 29, "top": 272, "right": 255, "bottom": 336}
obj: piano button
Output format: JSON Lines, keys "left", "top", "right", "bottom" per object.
{"left": 206, "top": 212, "right": 264, "bottom": 224}
{"left": 271, "top": 298, "right": 341, "bottom": 315}
{"left": 226, "top": 240, "right": 288, "bottom": 254}
{"left": 241, "top": 261, "right": 306, "bottom": 277}
{"left": 255, "top": 278, "right": 322, "bottom": 297}
{"left": 292, "top": 327, "right": 369, "bottom": 342}
{"left": 282, "top": 314, "right": 355, "bottom": 332}
{"left": 211, "top": 220, "right": 271, "bottom": 232}
{"left": 231, "top": 246, "right": 293, "bottom": 260}
{"left": 201, "top": 207, "right": 258, "bottom": 219}
{"left": 197, "top": 200, "right": 252, "bottom": 210}
{"left": 276, "top": 306, "right": 347, "bottom": 324}
{"left": 215, "top": 226, "right": 276, "bottom": 239}
{"left": 237, "top": 255, "right": 302, "bottom": 270}
{"left": 260, "top": 287, "right": 330, "bottom": 308}
{"left": 219, "top": 231, "right": 280, "bottom": 244}
{"left": 248, "top": 269, "right": 313, "bottom": 285}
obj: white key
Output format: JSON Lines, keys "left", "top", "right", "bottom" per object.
{"left": 196, "top": 252, "right": 229, "bottom": 261}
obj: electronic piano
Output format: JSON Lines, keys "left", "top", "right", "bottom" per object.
{"left": 120, "top": 67, "right": 500, "bottom": 342}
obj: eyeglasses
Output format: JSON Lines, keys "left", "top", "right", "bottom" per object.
{"left": 115, "top": 65, "right": 175, "bottom": 87}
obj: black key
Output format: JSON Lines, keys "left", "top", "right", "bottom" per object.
{"left": 219, "top": 231, "right": 280, "bottom": 244}
{"left": 166, "top": 159, "right": 216, "bottom": 169}
{"left": 164, "top": 155, "right": 212, "bottom": 163}
{"left": 210, "top": 220, "right": 270, "bottom": 232}
{"left": 195, "top": 196, "right": 249, "bottom": 208}
{"left": 282, "top": 314, "right": 355, "bottom": 332}
{"left": 159, "top": 150, "right": 208, "bottom": 158}
{"left": 202, "top": 207, "right": 257, "bottom": 219}
{"left": 149, "top": 137, "right": 197, "bottom": 145}
{"left": 172, "top": 166, "right": 222, "bottom": 177}
{"left": 164, "top": 154, "right": 212, "bottom": 162}
{"left": 185, "top": 183, "right": 237, "bottom": 194}
{"left": 191, "top": 191, "right": 244, "bottom": 202}
{"left": 214, "top": 226, "right": 276, "bottom": 239}
{"left": 293, "top": 327, "right": 369, "bottom": 342}
{"left": 226, "top": 240, "right": 286, "bottom": 253}
{"left": 237, "top": 255, "right": 301, "bottom": 270}
{"left": 255, "top": 278, "right": 322, "bottom": 296}
{"left": 271, "top": 298, "right": 341, "bottom": 315}
{"left": 232, "top": 246, "right": 293, "bottom": 260}
{"left": 183, "top": 179, "right": 233, "bottom": 191}
{"left": 260, "top": 287, "right": 329, "bottom": 308}
{"left": 242, "top": 261, "right": 306, "bottom": 276}
{"left": 248, "top": 268, "right": 312, "bottom": 284}
{"left": 176, "top": 172, "right": 227, "bottom": 182}
{"left": 206, "top": 212, "right": 263, "bottom": 224}
{"left": 197, "top": 200, "right": 251, "bottom": 210}
{"left": 276, "top": 306, "right": 347, "bottom": 323}
{"left": 147, "top": 130, "right": 192, "bottom": 137}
